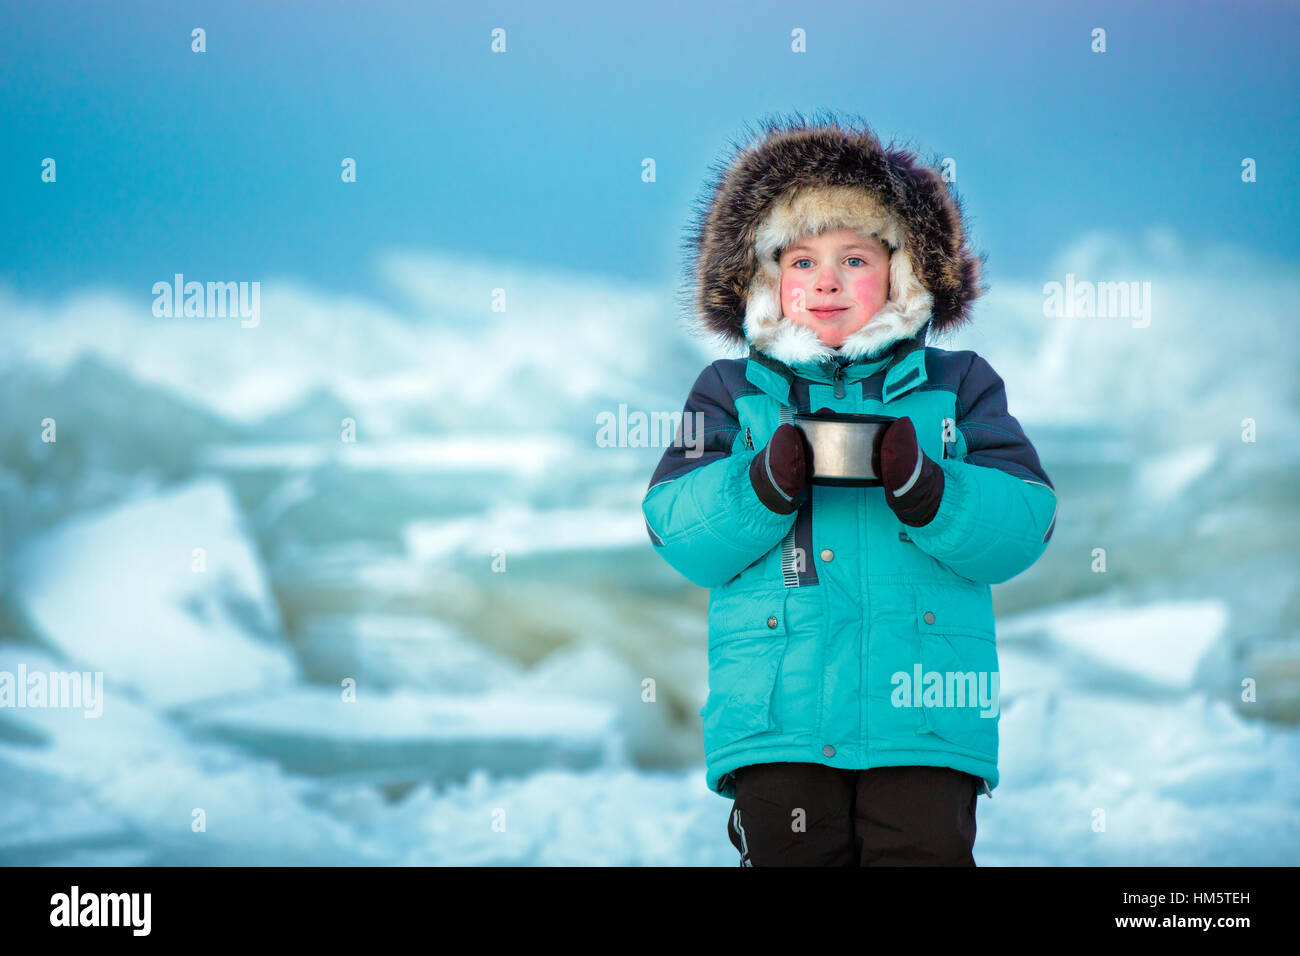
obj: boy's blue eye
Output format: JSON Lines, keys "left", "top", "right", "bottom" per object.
{"left": 791, "top": 256, "right": 869, "bottom": 269}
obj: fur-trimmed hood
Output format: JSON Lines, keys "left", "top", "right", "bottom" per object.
{"left": 680, "top": 111, "right": 987, "bottom": 367}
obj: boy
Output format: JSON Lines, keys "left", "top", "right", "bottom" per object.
{"left": 642, "top": 114, "right": 1057, "bottom": 866}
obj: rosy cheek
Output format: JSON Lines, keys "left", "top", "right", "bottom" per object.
{"left": 782, "top": 273, "right": 807, "bottom": 310}
{"left": 853, "top": 272, "right": 885, "bottom": 303}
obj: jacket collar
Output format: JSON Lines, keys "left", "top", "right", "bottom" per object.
{"left": 745, "top": 332, "right": 929, "bottom": 406}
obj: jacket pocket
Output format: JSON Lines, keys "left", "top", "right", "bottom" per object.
{"left": 701, "top": 588, "right": 790, "bottom": 748}
{"left": 911, "top": 583, "right": 1000, "bottom": 755}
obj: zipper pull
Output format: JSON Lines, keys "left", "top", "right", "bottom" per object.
{"left": 745, "top": 427, "right": 753, "bottom": 450}
{"left": 832, "top": 362, "right": 846, "bottom": 399}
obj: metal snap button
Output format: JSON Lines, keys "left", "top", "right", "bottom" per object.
{"left": 822, "top": 744, "right": 836, "bottom": 757}
{"left": 924, "top": 611, "right": 936, "bottom": 625}
{"left": 766, "top": 615, "right": 778, "bottom": 629}
{"left": 820, "top": 548, "right": 834, "bottom": 562}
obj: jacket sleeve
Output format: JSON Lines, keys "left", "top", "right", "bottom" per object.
{"left": 641, "top": 363, "right": 797, "bottom": 589}
{"left": 905, "top": 353, "right": 1058, "bottom": 585}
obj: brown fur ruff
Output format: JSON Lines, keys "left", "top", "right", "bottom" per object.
{"left": 677, "top": 110, "right": 987, "bottom": 357}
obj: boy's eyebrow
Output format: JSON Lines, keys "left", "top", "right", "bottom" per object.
{"left": 783, "top": 241, "right": 880, "bottom": 256}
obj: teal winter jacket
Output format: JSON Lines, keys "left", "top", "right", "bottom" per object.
{"left": 642, "top": 336, "right": 1057, "bottom": 799}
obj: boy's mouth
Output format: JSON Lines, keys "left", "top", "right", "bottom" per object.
{"left": 808, "top": 307, "right": 848, "bottom": 320}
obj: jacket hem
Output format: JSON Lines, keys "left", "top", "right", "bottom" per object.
{"left": 705, "top": 739, "right": 998, "bottom": 800}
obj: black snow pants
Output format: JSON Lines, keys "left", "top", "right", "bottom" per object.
{"left": 725, "top": 762, "right": 980, "bottom": 866}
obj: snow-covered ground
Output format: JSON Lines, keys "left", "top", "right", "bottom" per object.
{"left": 1, "top": 236, "right": 1298, "bottom": 865}
{"left": 5, "top": 690, "right": 1296, "bottom": 866}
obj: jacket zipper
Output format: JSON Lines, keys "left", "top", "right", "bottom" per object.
{"left": 745, "top": 427, "right": 753, "bottom": 450}
{"left": 832, "top": 362, "right": 846, "bottom": 399}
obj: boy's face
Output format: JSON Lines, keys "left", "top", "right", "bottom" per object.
{"left": 778, "top": 228, "right": 891, "bottom": 349}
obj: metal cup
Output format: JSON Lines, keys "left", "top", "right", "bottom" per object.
{"left": 793, "top": 411, "right": 899, "bottom": 485}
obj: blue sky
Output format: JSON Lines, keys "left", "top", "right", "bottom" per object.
{"left": 2, "top": 0, "right": 1297, "bottom": 308}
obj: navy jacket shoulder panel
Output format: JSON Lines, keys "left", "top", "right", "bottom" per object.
{"left": 709, "top": 357, "right": 753, "bottom": 401}
{"left": 921, "top": 346, "right": 974, "bottom": 392}
{"left": 646, "top": 359, "right": 748, "bottom": 490}
{"left": 928, "top": 348, "right": 1054, "bottom": 491}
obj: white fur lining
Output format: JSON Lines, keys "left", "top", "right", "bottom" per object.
{"left": 742, "top": 184, "right": 933, "bottom": 365}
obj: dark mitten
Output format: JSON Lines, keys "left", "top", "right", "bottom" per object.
{"left": 875, "top": 416, "right": 945, "bottom": 527}
{"left": 749, "top": 422, "right": 812, "bottom": 514}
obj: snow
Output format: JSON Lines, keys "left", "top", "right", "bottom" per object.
{"left": 9, "top": 478, "right": 299, "bottom": 709}
{"left": 1135, "top": 444, "right": 1218, "bottom": 505}
{"left": 0, "top": 645, "right": 375, "bottom": 865}
{"left": 404, "top": 502, "right": 651, "bottom": 562}
{"left": 172, "top": 685, "right": 621, "bottom": 787}
{"left": 1048, "top": 600, "right": 1228, "bottom": 689}
{"left": 509, "top": 641, "right": 690, "bottom": 766}
{"left": 981, "top": 690, "right": 1300, "bottom": 866}
{"left": 995, "top": 596, "right": 1229, "bottom": 690}
{"left": 293, "top": 613, "right": 523, "bottom": 692}
{"left": 179, "top": 686, "right": 613, "bottom": 742}
{"left": 0, "top": 760, "right": 141, "bottom": 866}
{"left": 4, "top": 619, "right": 1296, "bottom": 865}
{"left": 994, "top": 646, "right": 1069, "bottom": 701}
{"left": 1, "top": 239, "right": 1298, "bottom": 865}
{"left": 199, "top": 434, "right": 578, "bottom": 475}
